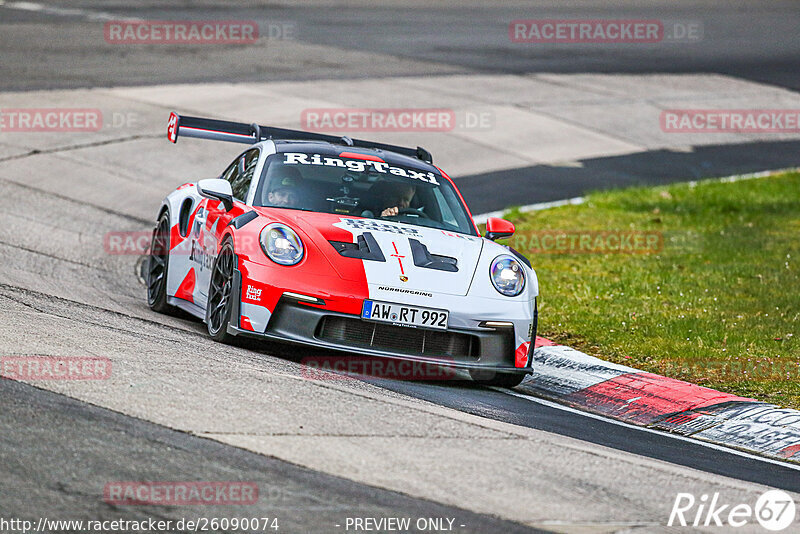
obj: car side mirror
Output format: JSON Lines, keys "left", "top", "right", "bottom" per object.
{"left": 197, "top": 178, "right": 234, "bottom": 211}
{"left": 485, "top": 217, "right": 515, "bottom": 241}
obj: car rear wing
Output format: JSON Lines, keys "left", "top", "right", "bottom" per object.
{"left": 166, "top": 112, "right": 433, "bottom": 164}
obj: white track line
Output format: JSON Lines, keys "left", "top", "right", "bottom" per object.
{"left": 493, "top": 387, "right": 800, "bottom": 473}
{"left": 1, "top": 1, "right": 136, "bottom": 21}
{"left": 687, "top": 167, "right": 799, "bottom": 186}
{"left": 472, "top": 197, "right": 585, "bottom": 225}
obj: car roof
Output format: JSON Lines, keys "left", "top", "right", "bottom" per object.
{"left": 271, "top": 140, "right": 441, "bottom": 175}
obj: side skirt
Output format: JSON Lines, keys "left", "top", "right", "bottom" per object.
{"left": 167, "top": 296, "right": 206, "bottom": 320}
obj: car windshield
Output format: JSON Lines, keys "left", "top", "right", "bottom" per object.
{"left": 253, "top": 151, "right": 477, "bottom": 235}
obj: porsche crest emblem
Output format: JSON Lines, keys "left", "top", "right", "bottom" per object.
{"left": 399, "top": 275, "right": 409, "bottom": 282}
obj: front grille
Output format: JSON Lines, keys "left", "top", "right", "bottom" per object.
{"left": 316, "top": 316, "right": 478, "bottom": 359}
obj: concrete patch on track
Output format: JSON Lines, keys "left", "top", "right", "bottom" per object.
{"left": 522, "top": 342, "right": 800, "bottom": 465}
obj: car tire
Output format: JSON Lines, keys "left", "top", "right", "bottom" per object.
{"left": 206, "top": 237, "right": 236, "bottom": 343}
{"left": 147, "top": 211, "right": 175, "bottom": 314}
{"left": 469, "top": 369, "right": 526, "bottom": 388}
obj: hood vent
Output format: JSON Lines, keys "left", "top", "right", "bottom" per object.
{"left": 329, "top": 232, "right": 386, "bottom": 262}
{"left": 409, "top": 238, "right": 458, "bottom": 272}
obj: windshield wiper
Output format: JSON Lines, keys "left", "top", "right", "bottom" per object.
{"left": 259, "top": 206, "right": 317, "bottom": 212}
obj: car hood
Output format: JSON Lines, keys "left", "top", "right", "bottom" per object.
{"left": 259, "top": 209, "right": 484, "bottom": 296}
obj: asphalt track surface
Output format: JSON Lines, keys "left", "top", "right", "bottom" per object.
{"left": 367, "top": 378, "right": 800, "bottom": 493}
{"left": 1, "top": 1, "right": 799, "bottom": 91}
{"left": 2, "top": 1, "right": 800, "bottom": 531}
{"left": 2, "top": 0, "right": 799, "bottom": 211}
{"left": 0, "top": 379, "right": 544, "bottom": 533}
{"left": 460, "top": 138, "right": 800, "bottom": 213}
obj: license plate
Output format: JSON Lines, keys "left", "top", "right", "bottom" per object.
{"left": 361, "top": 300, "right": 449, "bottom": 330}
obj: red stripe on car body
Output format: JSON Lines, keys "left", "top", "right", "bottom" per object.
{"left": 174, "top": 268, "right": 196, "bottom": 303}
{"left": 339, "top": 151, "right": 385, "bottom": 162}
{"left": 390, "top": 241, "right": 406, "bottom": 275}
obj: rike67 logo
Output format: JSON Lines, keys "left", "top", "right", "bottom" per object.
{"left": 669, "top": 490, "right": 797, "bottom": 531}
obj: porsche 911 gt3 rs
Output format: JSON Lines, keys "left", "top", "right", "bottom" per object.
{"left": 147, "top": 113, "right": 538, "bottom": 387}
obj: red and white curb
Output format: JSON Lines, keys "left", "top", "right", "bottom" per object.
{"left": 529, "top": 338, "right": 800, "bottom": 464}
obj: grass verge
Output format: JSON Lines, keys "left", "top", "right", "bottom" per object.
{"left": 497, "top": 171, "right": 800, "bottom": 409}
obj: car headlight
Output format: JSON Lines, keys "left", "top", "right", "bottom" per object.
{"left": 490, "top": 255, "right": 525, "bottom": 296}
{"left": 260, "top": 223, "right": 304, "bottom": 266}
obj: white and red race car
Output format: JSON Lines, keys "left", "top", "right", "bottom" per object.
{"left": 147, "top": 113, "right": 538, "bottom": 386}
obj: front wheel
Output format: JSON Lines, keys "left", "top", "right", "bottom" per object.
{"left": 206, "top": 238, "right": 236, "bottom": 343}
{"left": 469, "top": 369, "right": 526, "bottom": 388}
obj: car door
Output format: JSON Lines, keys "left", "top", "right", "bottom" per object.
{"left": 194, "top": 147, "right": 259, "bottom": 308}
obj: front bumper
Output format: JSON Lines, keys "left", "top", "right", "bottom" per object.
{"left": 230, "top": 295, "right": 532, "bottom": 375}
